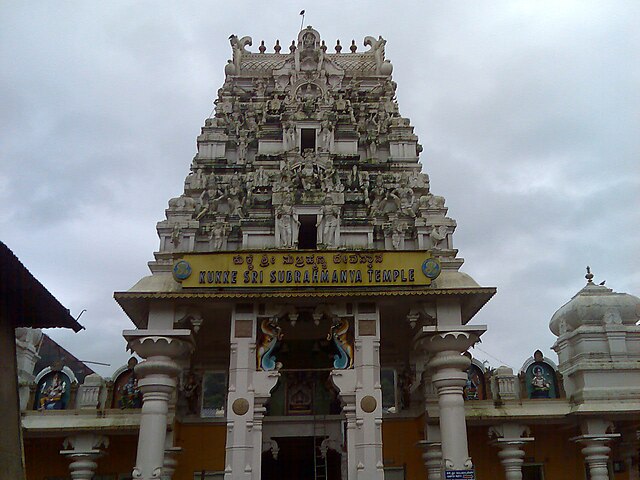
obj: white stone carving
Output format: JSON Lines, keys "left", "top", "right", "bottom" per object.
{"left": 317, "top": 197, "right": 341, "bottom": 248}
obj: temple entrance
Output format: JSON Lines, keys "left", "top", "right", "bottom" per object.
{"left": 261, "top": 437, "right": 342, "bottom": 480}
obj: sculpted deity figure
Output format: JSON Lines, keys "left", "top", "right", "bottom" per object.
{"left": 181, "top": 372, "right": 200, "bottom": 415}
{"left": 295, "top": 31, "right": 323, "bottom": 74}
{"left": 283, "top": 122, "right": 297, "bottom": 151}
{"left": 274, "top": 159, "right": 295, "bottom": 193}
{"left": 374, "top": 190, "right": 401, "bottom": 216}
{"left": 335, "top": 93, "right": 347, "bottom": 112}
{"left": 196, "top": 186, "right": 221, "bottom": 220}
{"left": 393, "top": 179, "right": 416, "bottom": 217}
{"left": 367, "top": 176, "right": 386, "bottom": 214}
{"left": 225, "top": 174, "right": 245, "bottom": 217}
{"left": 254, "top": 166, "right": 270, "bottom": 189}
{"left": 39, "top": 373, "right": 67, "bottom": 410}
{"left": 268, "top": 95, "right": 282, "bottom": 113}
{"left": 429, "top": 225, "right": 448, "bottom": 249}
{"left": 299, "top": 150, "right": 318, "bottom": 191}
{"left": 321, "top": 166, "right": 343, "bottom": 193}
{"left": 319, "top": 119, "right": 332, "bottom": 152}
{"left": 236, "top": 130, "right": 249, "bottom": 164}
{"left": 530, "top": 366, "right": 551, "bottom": 398}
{"left": 317, "top": 196, "right": 340, "bottom": 248}
{"left": 276, "top": 199, "right": 300, "bottom": 248}
{"left": 254, "top": 78, "right": 266, "bottom": 98}
{"left": 171, "top": 223, "right": 182, "bottom": 247}
{"left": 390, "top": 223, "right": 406, "bottom": 250}
{"left": 209, "top": 221, "right": 231, "bottom": 250}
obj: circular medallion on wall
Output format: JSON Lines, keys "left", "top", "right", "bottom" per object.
{"left": 421, "top": 258, "right": 441, "bottom": 280}
{"left": 360, "top": 395, "right": 377, "bottom": 413}
{"left": 232, "top": 398, "right": 250, "bottom": 416}
{"left": 173, "top": 260, "right": 192, "bottom": 281}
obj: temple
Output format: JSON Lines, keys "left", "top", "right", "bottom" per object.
{"left": 16, "top": 27, "right": 640, "bottom": 480}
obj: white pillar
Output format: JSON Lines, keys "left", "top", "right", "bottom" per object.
{"left": 331, "top": 303, "right": 384, "bottom": 480}
{"left": 419, "top": 441, "right": 442, "bottom": 480}
{"left": 124, "top": 330, "right": 194, "bottom": 480}
{"left": 331, "top": 372, "right": 357, "bottom": 480}
{"left": 572, "top": 419, "right": 620, "bottom": 480}
{"left": 423, "top": 328, "right": 484, "bottom": 473}
{"left": 60, "top": 434, "right": 108, "bottom": 480}
{"left": 224, "top": 305, "right": 280, "bottom": 480}
{"left": 579, "top": 439, "right": 613, "bottom": 480}
{"left": 488, "top": 423, "right": 533, "bottom": 480}
{"left": 419, "top": 424, "right": 442, "bottom": 480}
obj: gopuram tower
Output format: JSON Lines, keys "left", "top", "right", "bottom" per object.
{"left": 116, "top": 27, "right": 495, "bottom": 480}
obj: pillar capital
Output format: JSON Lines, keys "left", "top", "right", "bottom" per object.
{"left": 572, "top": 434, "right": 620, "bottom": 480}
{"left": 420, "top": 327, "right": 485, "bottom": 474}
{"left": 489, "top": 423, "right": 534, "bottom": 480}
{"left": 421, "top": 326, "right": 487, "bottom": 354}
{"left": 123, "top": 329, "right": 195, "bottom": 360}
{"left": 60, "top": 434, "right": 108, "bottom": 480}
{"left": 124, "top": 329, "right": 194, "bottom": 480}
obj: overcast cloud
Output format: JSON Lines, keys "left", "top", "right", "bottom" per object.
{"left": 1, "top": 1, "right": 638, "bottom": 376}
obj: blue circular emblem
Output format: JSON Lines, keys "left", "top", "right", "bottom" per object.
{"left": 421, "top": 258, "right": 441, "bottom": 280}
{"left": 173, "top": 260, "right": 192, "bottom": 281}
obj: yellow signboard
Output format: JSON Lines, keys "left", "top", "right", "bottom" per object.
{"left": 173, "top": 251, "right": 441, "bottom": 288}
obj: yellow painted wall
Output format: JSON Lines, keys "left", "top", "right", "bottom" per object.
{"left": 24, "top": 435, "right": 137, "bottom": 479}
{"left": 174, "top": 422, "right": 227, "bottom": 478}
{"left": 382, "top": 416, "right": 426, "bottom": 479}
{"left": 469, "top": 424, "right": 631, "bottom": 480}
{"left": 24, "top": 421, "right": 632, "bottom": 479}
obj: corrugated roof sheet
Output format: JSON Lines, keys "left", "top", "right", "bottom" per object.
{"left": 0, "top": 242, "right": 83, "bottom": 332}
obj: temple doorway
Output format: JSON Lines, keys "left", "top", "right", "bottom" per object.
{"left": 261, "top": 436, "right": 342, "bottom": 480}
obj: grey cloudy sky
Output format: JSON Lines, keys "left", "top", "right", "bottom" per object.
{"left": 2, "top": 1, "right": 638, "bottom": 376}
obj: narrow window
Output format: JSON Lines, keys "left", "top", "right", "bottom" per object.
{"left": 297, "top": 215, "right": 317, "bottom": 249}
{"left": 300, "top": 128, "right": 316, "bottom": 153}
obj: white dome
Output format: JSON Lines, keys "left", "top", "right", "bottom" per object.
{"left": 549, "top": 281, "right": 640, "bottom": 336}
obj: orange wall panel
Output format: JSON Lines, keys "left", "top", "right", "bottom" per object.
{"left": 382, "top": 417, "right": 426, "bottom": 479}
{"left": 174, "top": 423, "right": 227, "bottom": 478}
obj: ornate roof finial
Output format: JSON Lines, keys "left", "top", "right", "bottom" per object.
{"left": 350, "top": 39, "right": 357, "bottom": 53}
{"left": 585, "top": 266, "right": 594, "bottom": 284}
{"left": 290, "top": 40, "right": 296, "bottom": 53}
{"left": 274, "top": 39, "right": 281, "bottom": 54}
{"left": 335, "top": 39, "right": 342, "bottom": 53}
{"left": 321, "top": 40, "right": 327, "bottom": 53}
{"left": 259, "top": 40, "right": 266, "bottom": 53}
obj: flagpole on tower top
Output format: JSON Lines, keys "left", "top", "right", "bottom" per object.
{"left": 299, "top": 10, "right": 305, "bottom": 32}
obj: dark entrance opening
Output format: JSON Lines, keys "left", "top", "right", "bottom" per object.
{"left": 261, "top": 436, "right": 342, "bottom": 480}
{"left": 298, "top": 215, "right": 317, "bottom": 249}
{"left": 301, "top": 128, "right": 316, "bottom": 153}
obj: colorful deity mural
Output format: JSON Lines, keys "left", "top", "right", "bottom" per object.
{"left": 34, "top": 371, "right": 71, "bottom": 410}
{"left": 464, "top": 363, "right": 486, "bottom": 400}
{"left": 112, "top": 368, "right": 142, "bottom": 409}
{"left": 327, "top": 317, "right": 354, "bottom": 369}
{"left": 526, "top": 362, "right": 558, "bottom": 399}
{"left": 525, "top": 351, "right": 558, "bottom": 399}
{"left": 257, "top": 317, "right": 284, "bottom": 371}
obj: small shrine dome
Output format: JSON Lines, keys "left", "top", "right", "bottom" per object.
{"left": 549, "top": 267, "right": 640, "bottom": 336}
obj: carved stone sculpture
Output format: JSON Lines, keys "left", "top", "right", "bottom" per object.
{"left": 317, "top": 197, "right": 340, "bottom": 248}
{"left": 276, "top": 199, "right": 300, "bottom": 248}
